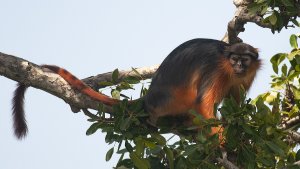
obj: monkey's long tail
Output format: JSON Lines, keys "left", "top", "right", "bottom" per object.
{"left": 12, "top": 83, "right": 28, "bottom": 139}
{"left": 42, "top": 65, "right": 120, "bottom": 106}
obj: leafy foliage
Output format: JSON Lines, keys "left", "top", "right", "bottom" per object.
{"left": 83, "top": 35, "right": 300, "bottom": 168}
{"left": 249, "top": 0, "right": 300, "bottom": 33}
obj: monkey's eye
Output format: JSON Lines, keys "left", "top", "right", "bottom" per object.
{"left": 229, "top": 54, "right": 240, "bottom": 64}
{"left": 241, "top": 55, "right": 252, "bottom": 65}
{"left": 230, "top": 54, "right": 239, "bottom": 60}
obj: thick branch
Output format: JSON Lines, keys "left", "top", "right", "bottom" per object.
{"left": 222, "top": 0, "right": 272, "bottom": 44}
{"left": 0, "top": 52, "right": 156, "bottom": 113}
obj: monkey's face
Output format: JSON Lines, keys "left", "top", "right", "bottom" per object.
{"left": 229, "top": 54, "right": 252, "bottom": 77}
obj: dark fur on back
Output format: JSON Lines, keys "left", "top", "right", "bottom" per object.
{"left": 145, "top": 38, "right": 229, "bottom": 108}
{"left": 151, "top": 39, "right": 228, "bottom": 86}
{"left": 12, "top": 83, "right": 28, "bottom": 139}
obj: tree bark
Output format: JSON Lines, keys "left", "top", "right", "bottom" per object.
{"left": 222, "top": 0, "right": 271, "bottom": 44}
{"left": 0, "top": 52, "right": 157, "bottom": 112}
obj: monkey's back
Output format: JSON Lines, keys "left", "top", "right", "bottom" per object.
{"left": 144, "top": 38, "right": 229, "bottom": 124}
{"left": 150, "top": 38, "right": 228, "bottom": 86}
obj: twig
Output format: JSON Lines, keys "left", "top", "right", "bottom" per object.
{"left": 82, "top": 109, "right": 99, "bottom": 119}
{"left": 288, "top": 131, "right": 300, "bottom": 143}
{"left": 279, "top": 116, "right": 300, "bottom": 130}
{"left": 82, "top": 65, "right": 158, "bottom": 90}
{"left": 281, "top": 159, "right": 300, "bottom": 169}
{"left": 216, "top": 150, "right": 240, "bottom": 169}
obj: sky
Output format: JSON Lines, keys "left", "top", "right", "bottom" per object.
{"left": 0, "top": 1, "right": 298, "bottom": 169}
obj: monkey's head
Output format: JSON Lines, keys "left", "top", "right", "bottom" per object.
{"left": 225, "top": 43, "right": 259, "bottom": 77}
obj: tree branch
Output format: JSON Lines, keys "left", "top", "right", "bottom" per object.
{"left": 222, "top": 0, "right": 272, "bottom": 44}
{"left": 279, "top": 116, "right": 300, "bottom": 130}
{"left": 216, "top": 150, "right": 240, "bottom": 169}
{"left": 288, "top": 131, "right": 300, "bottom": 143}
{"left": 0, "top": 52, "right": 157, "bottom": 113}
{"left": 82, "top": 65, "right": 158, "bottom": 90}
{"left": 278, "top": 116, "right": 300, "bottom": 144}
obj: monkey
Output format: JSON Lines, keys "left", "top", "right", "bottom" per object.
{"left": 11, "top": 38, "right": 261, "bottom": 139}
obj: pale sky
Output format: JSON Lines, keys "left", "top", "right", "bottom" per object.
{"left": 0, "top": 1, "right": 298, "bottom": 169}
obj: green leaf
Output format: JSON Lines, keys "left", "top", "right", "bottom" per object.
{"left": 116, "top": 166, "right": 130, "bottom": 169}
{"left": 112, "top": 69, "right": 119, "bottom": 83}
{"left": 290, "top": 34, "right": 298, "bottom": 49}
{"left": 289, "top": 105, "right": 299, "bottom": 117}
{"left": 196, "top": 132, "right": 207, "bottom": 143}
{"left": 175, "top": 157, "right": 187, "bottom": 169}
{"left": 266, "top": 141, "right": 285, "bottom": 157}
{"left": 242, "top": 124, "right": 255, "bottom": 135}
{"left": 164, "top": 146, "right": 174, "bottom": 169}
{"left": 282, "top": 64, "right": 287, "bottom": 76}
{"left": 124, "top": 76, "right": 141, "bottom": 84}
{"left": 270, "top": 53, "right": 287, "bottom": 73}
{"left": 117, "top": 82, "right": 133, "bottom": 90}
{"left": 226, "top": 125, "right": 239, "bottom": 150}
{"left": 106, "top": 147, "right": 114, "bottom": 161}
{"left": 125, "top": 141, "right": 134, "bottom": 153}
{"left": 148, "top": 157, "right": 165, "bottom": 169}
{"left": 292, "top": 19, "right": 300, "bottom": 27}
{"left": 256, "top": 97, "right": 271, "bottom": 118}
{"left": 98, "top": 81, "right": 114, "bottom": 87}
{"left": 182, "top": 144, "right": 198, "bottom": 156}
{"left": 248, "top": 2, "right": 265, "bottom": 14}
{"left": 296, "top": 149, "right": 300, "bottom": 161}
{"left": 257, "top": 157, "right": 275, "bottom": 167}
{"left": 130, "top": 152, "right": 150, "bottom": 169}
{"left": 135, "top": 138, "right": 145, "bottom": 156}
{"left": 120, "top": 116, "right": 132, "bottom": 130}
{"left": 241, "top": 146, "right": 256, "bottom": 169}
{"left": 151, "top": 133, "right": 166, "bottom": 145}
{"left": 260, "top": 5, "right": 268, "bottom": 15}
{"left": 291, "top": 86, "right": 300, "bottom": 100}
{"left": 288, "top": 50, "right": 300, "bottom": 60}
{"left": 143, "top": 139, "right": 156, "bottom": 149}
{"left": 266, "top": 126, "right": 275, "bottom": 135}
{"left": 105, "top": 132, "right": 122, "bottom": 144}
{"left": 269, "top": 13, "right": 277, "bottom": 25}
{"left": 131, "top": 67, "right": 142, "bottom": 77}
{"left": 86, "top": 123, "right": 100, "bottom": 135}
{"left": 281, "top": 0, "right": 294, "bottom": 7}
{"left": 265, "top": 91, "right": 277, "bottom": 103}
{"left": 116, "top": 159, "right": 134, "bottom": 169}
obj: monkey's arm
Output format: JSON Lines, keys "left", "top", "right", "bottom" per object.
{"left": 0, "top": 52, "right": 157, "bottom": 112}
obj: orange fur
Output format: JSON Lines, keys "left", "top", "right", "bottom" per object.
{"left": 196, "top": 57, "right": 261, "bottom": 136}
{"left": 196, "top": 57, "right": 233, "bottom": 119}
{"left": 149, "top": 86, "right": 198, "bottom": 120}
{"left": 43, "top": 65, "right": 119, "bottom": 106}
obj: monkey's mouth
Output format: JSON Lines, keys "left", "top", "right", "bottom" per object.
{"left": 235, "top": 73, "right": 246, "bottom": 78}
{"left": 234, "top": 68, "right": 246, "bottom": 77}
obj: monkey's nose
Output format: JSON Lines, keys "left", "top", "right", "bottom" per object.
{"left": 237, "top": 60, "right": 242, "bottom": 67}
